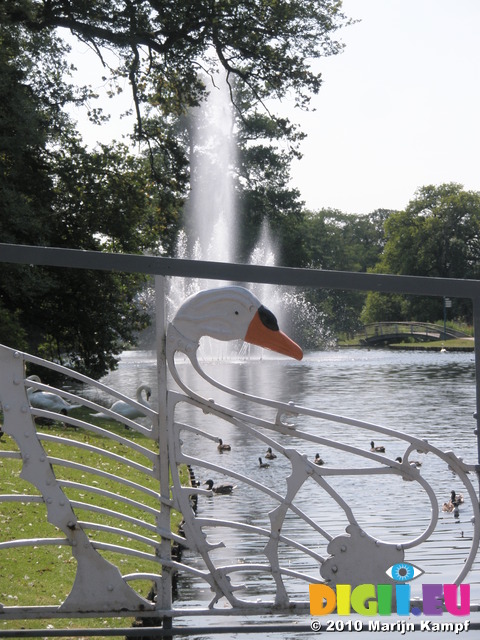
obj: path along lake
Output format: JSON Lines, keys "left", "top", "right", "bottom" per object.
{"left": 102, "top": 347, "right": 480, "bottom": 638}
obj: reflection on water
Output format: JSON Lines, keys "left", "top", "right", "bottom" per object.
{"left": 101, "top": 348, "right": 480, "bottom": 637}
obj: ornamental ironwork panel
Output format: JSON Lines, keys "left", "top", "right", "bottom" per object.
{"left": 0, "top": 282, "right": 479, "bottom": 626}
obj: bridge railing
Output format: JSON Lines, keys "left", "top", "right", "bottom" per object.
{"left": 357, "top": 321, "right": 471, "bottom": 344}
{"left": 0, "top": 243, "right": 480, "bottom": 637}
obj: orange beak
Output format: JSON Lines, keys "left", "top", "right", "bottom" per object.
{"left": 244, "top": 308, "right": 303, "bottom": 360}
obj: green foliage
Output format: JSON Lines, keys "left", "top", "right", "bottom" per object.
{"left": 296, "top": 208, "right": 392, "bottom": 335}
{"left": 50, "top": 141, "right": 176, "bottom": 254}
{"left": 0, "top": 301, "right": 28, "bottom": 350}
{"left": 362, "top": 184, "right": 480, "bottom": 324}
{"left": 380, "top": 183, "right": 480, "bottom": 280}
{"left": 0, "top": 25, "right": 53, "bottom": 245}
{"left": 360, "top": 292, "right": 407, "bottom": 325}
{"left": 4, "top": 0, "right": 351, "bottom": 120}
{"left": 0, "top": 21, "right": 165, "bottom": 377}
{"left": 34, "top": 270, "right": 150, "bottom": 379}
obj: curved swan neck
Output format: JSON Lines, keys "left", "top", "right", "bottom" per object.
{"left": 136, "top": 385, "right": 151, "bottom": 403}
{"left": 166, "top": 323, "right": 199, "bottom": 359}
{"left": 166, "top": 323, "right": 291, "bottom": 413}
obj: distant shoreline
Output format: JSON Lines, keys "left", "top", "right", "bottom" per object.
{"left": 338, "top": 338, "right": 474, "bottom": 352}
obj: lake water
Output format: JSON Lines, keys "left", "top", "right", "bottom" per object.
{"left": 102, "top": 347, "right": 480, "bottom": 638}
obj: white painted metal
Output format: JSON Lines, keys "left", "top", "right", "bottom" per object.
{"left": 166, "top": 289, "right": 480, "bottom": 611}
{"left": 0, "top": 273, "right": 478, "bottom": 627}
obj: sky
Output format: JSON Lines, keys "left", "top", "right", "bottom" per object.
{"left": 290, "top": 0, "right": 480, "bottom": 214}
{"left": 68, "top": 0, "right": 480, "bottom": 216}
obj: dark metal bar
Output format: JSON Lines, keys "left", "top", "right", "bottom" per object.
{"left": 0, "top": 624, "right": 314, "bottom": 638}
{"left": 0, "top": 621, "right": 479, "bottom": 637}
{"left": 2, "top": 243, "right": 480, "bottom": 298}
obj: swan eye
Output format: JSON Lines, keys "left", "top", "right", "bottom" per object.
{"left": 385, "top": 563, "right": 424, "bottom": 582}
{"left": 234, "top": 310, "right": 239, "bottom": 315}
{"left": 258, "top": 305, "right": 279, "bottom": 331}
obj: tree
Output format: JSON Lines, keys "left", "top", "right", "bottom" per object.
{"left": 379, "top": 183, "right": 480, "bottom": 280}
{"left": 235, "top": 108, "right": 305, "bottom": 264}
{"left": 0, "top": 26, "right": 55, "bottom": 246}
{"left": 4, "top": 1, "right": 351, "bottom": 138}
{"left": 362, "top": 184, "right": 480, "bottom": 324}
{"left": 0, "top": 20, "right": 163, "bottom": 377}
{"left": 3, "top": 1, "right": 353, "bottom": 255}
{"left": 296, "top": 208, "right": 392, "bottom": 336}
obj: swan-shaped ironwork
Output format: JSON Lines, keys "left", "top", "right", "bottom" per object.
{"left": 165, "top": 286, "right": 480, "bottom": 611}
{"left": 0, "top": 285, "right": 478, "bottom": 620}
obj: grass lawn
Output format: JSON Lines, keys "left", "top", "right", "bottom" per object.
{"left": 388, "top": 337, "right": 475, "bottom": 351}
{"left": 0, "top": 408, "right": 189, "bottom": 637}
{"left": 339, "top": 337, "right": 475, "bottom": 351}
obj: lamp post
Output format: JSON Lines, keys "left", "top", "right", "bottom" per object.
{"left": 443, "top": 297, "right": 452, "bottom": 338}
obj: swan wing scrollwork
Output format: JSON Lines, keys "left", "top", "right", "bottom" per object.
{"left": 0, "top": 346, "right": 157, "bottom": 614}
{"left": 166, "top": 307, "right": 479, "bottom": 612}
{"left": 167, "top": 373, "right": 479, "bottom": 610}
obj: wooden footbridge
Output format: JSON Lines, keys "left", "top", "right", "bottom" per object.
{"left": 356, "top": 321, "right": 471, "bottom": 346}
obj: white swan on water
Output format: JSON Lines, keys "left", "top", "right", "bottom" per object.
{"left": 27, "top": 375, "right": 82, "bottom": 415}
{"left": 91, "top": 384, "right": 152, "bottom": 420}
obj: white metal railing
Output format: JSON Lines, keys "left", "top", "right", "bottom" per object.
{"left": 0, "top": 244, "right": 479, "bottom": 635}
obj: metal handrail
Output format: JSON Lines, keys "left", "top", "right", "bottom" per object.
{"left": 2, "top": 242, "right": 480, "bottom": 297}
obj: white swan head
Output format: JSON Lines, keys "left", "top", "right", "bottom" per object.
{"left": 170, "top": 286, "right": 303, "bottom": 360}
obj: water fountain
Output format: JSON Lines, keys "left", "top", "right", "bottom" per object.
{"left": 166, "top": 71, "right": 329, "bottom": 356}
{"left": 183, "top": 72, "right": 237, "bottom": 266}
{"left": 166, "top": 72, "right": 237, "bottom": 337}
